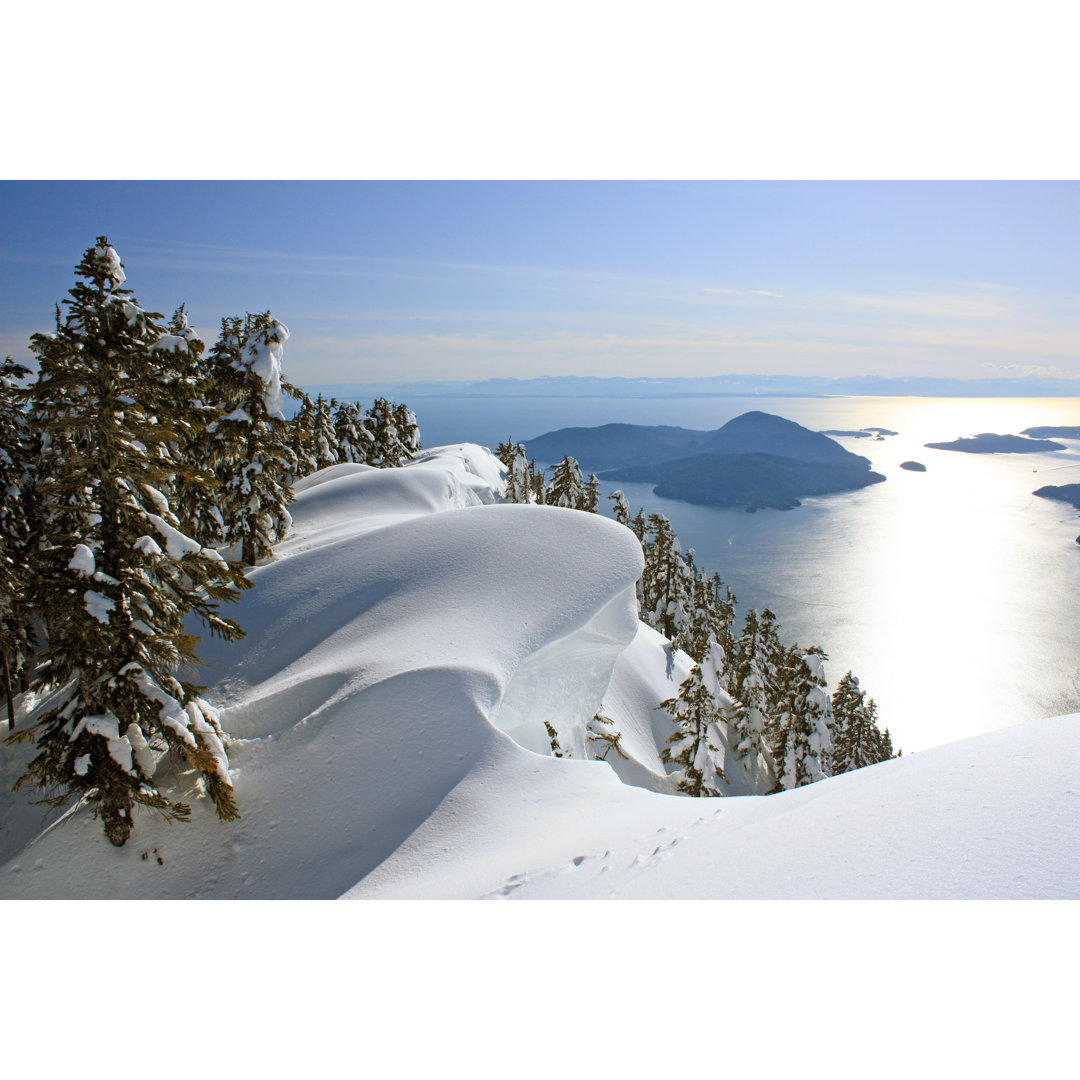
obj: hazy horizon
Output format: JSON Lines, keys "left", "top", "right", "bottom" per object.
{"left": 2, "top": 181, "right": 1077, "bottom": 391}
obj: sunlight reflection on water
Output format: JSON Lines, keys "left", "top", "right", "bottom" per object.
{"left": 419, "top": 395, "right": 1080, "bottom": 751}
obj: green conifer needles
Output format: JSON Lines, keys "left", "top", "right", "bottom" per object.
{"left": 17, "top": 238, "right": 251, "bottom": 845}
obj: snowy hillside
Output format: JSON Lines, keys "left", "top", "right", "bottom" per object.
{"left": 2, "top": 444, "right": 1077, "bottom": 899}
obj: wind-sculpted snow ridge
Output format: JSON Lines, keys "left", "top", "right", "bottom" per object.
{"left": 0, "top": 445, "right": 647, "bottom": 898}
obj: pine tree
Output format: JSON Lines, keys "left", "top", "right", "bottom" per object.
{"left": 311, "top": 394, "right": 340, "bottom": 470}
{"left": 768, "top": 645, "right": 833, "bottom": 790}
{"left": 727, "top": 608, "right": 778, "bottom": 764}
{"left": 585, "top": 710, "right": 628, "bottom": 761}
{"left": 394, "top": 402, "right": 421, "bottom": 460}
{"left": 157, "top": 305, "right": 224, "bottom": 547}
{"left": 548, "top": 455, "right": 586, "bottom": 509}
{"left": 0, "top": 357, "right": 34, "bottom": 728}
{"left": 286, "top": 392, "right": 319, "bottom": 481}
{"left": 334, "top": 400, "right": 373, "bottom": 464}
{"left": 364, "top": 397, "right": 417, "bottom": 467}
{"left": 582, "top": 473, "right": 601, "bottom": 513}
{"left": 208, "top": 312, "right": 297, "bottom": 565}
{"left": 832, "top": 671, "right": 894, "bottom": 772}
{"left": 608, "top": 489, "right": 632, "bottom": 528}
{"left": 640, "top": 513, "right": 694, "bottom": 643}
{"left": 659, "top": 663, "right": 728, "bottom": 796}
{"left": 15, "top": 238, "right": 252, "bottom": 845}
{"left": 497, "top": 442, "right": 545, "bottom": 504}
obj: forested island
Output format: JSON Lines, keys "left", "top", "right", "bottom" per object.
{"left": 526, "top": 411, "right": 885, "bottom": 511}
{"left": 925, "top": 432, "right": 1066, "bottom": 454}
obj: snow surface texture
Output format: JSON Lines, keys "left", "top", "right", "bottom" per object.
{"left": 2, "top": 445, "right": 1078, "bottom": 899}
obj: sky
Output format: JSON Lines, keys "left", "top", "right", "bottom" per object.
{"left": 2, "top": 180, "right": 1078, "bottom": 388}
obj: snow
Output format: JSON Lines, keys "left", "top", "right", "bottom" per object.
{"left": 83, "top": 590, "right": 115, "bottom": 623}
{"left": 94, "top": 243, "right": 125, "bottom": 285}
{"left": 2, "top": 444, "right": 1078, "bottom": 900}
{"left": 241, "top": 318, "right": 289, "bottom": 419}
{"left": 68, "top": 543, "right": 96, "bottom": 577}
{"left": 145, "top": 512, "right": 204, "bottom": 559}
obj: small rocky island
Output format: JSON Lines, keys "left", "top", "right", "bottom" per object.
{"left": 527, "top": 411, "right": 886, "bottom": 512}
{"left": 925, "top": 432, "right": 1067, "bottom": 454}
{"left": 900, "top": 461, "right": 927, "bottom": 472}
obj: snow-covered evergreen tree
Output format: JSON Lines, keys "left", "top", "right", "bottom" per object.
{"left": 659, "top": 663, "right": 728, "bottom": 796}
{"left": 585, "top": 710, "right": 628, "bottom": 761}
{"left": 548, "top": 455, "right": 586, "bottom": 509}
{"left": 364, "top": 397, "right": 416, "bottom": 467}
{"left": 394, "top": 402, "right": 421, "bottom": 460}
{"left": 16, "top": 238, "right": 251, "bottom": 845}
{"left": 286, "top": 392, "right": 319, "bottom": 481}
{"left": 726, "top": 607, "right": 779, "bottom": 764}
{"left": 608, "top": 489, "right": 632, "bottom": 528}
{"left": 582, "top": 473, "right": 601, "bottom": 513}
{"left": 311, "top": 394, "right": 341, "bottom": 470}
{"left": 155, "top": 305, "right": 225, "bottom": 546}
{"left": 768, "top": 645, "right": 833, "bottom": 790}
{"left": 640, "top": 513, "right": 695, "bottom": 644}
{"left": 496, "top": 441, "right": 546, "bottom": 504}
{"left": 0, "top": 357, "right": 35, "bottom": 727}
{"left": 207, "top": 312, "right": 297, "bottom": 565}
{"left": 831, "top": 670, "right": 894, "bottom": 772}
{"left": 334, "top": 400, "right": 373, "bottom": 464}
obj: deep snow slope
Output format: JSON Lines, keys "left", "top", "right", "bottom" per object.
{"left": 348, "top": 712, "right": 1080, "bottom": 900}
{"left": 0, "top": 446, "right": 644, "bottom": 897}
{"left": 3, "top": 445, "right": 1077, "bottom": 900}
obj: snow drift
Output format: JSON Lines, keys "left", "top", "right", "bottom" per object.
{"left": 2, "top": 444, "right": 1077, "bottom": 900}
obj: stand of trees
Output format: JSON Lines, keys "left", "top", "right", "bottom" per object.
{"left": 1, "top": 239, "right": 422, "bottom": 845}
{"left": 495, "top": 443, "right": 899, "bottom": 794}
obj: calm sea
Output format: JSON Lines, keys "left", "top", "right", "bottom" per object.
{"left": 412, "top": 394, "right": 1080, "bottom": 753}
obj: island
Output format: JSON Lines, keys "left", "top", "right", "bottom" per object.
{"left": 900, "top": 461, "right": 927, "bottom": 472}
{"left": 1033, "top": 484, "right": 1080, "bottom": 511}
{"left": 819, "top": 426, "right": 899, "bottom": 439}
{"left": 925, "top": 432, "right": 1067, "bottom": 454}
{"left": 527, "top": 411, "right": 886, "bottom": 512}
{"left": 1021, "top": 426, "right": 1080, "bottom": 440}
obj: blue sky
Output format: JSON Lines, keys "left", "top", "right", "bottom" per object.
{"left": 2, "top": 180, "right": 1077, "bottom": 386}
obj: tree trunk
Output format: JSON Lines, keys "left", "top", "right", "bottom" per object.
{"left": 3, "top": 651, "right": 14, "bottom": 730}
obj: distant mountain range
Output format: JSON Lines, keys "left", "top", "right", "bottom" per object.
{"left": 526, "top": 411, "right": 886, "bottom": 511}
{"left": 311, "top": 373, "right": 1080, "bottom": 401}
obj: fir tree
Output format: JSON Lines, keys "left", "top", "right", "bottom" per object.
{"left": 364, "top": 397, "right": 416, "bottom": 467}
{"left": 0, "top": 357, "right": 34, "bottom": 728}
{"left": 548, "top": 455, "right": 586, "bottom": 509}
{"left": 659, "top": 663, "right": 728, "bottom": 796}
{"left": 768, "top": 645, "right": 833, "bottom": 790}
{"left": 640, "top": 513, "right": 694, "bottom": 643}
{"left": 334, "top": 400, "right": 373, "bottom": 465}
{"left": 286, "top": 392, "right": 319, "bottom": 481}
{"left": 582, "top": 473, "right": 601, "bottom": 513}
{"left": 394, "top": 402, "right": 421, "bottom": 460}
{"left": 585, "top": 710, "right": 628, "bottom": 761}
{"left": 498, "top": 442, "right": 545, "bottom": 504}
{"left": 208, "top": 312, "right": 297, "bottom": 566}
{"left": 832, "top": 671, "right": 894, "bottom": 772}
{"left": 157, "top": 305, "right": 222, "bottom": 546}
{"left": 15, "top": 238, "right": 251, "bottom": 845}
{"left": 727, "top": 608, "right": 778, "bottom": 764}
{"left": 310, "top": 393, "right": 340, "bottom": 470}
{"left": 608, "top": 489, "right": 632, "bottom": 528}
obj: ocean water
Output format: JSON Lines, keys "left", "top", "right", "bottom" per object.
{"left": 413, "top": 395, "right": 1080, "bottom": 752}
